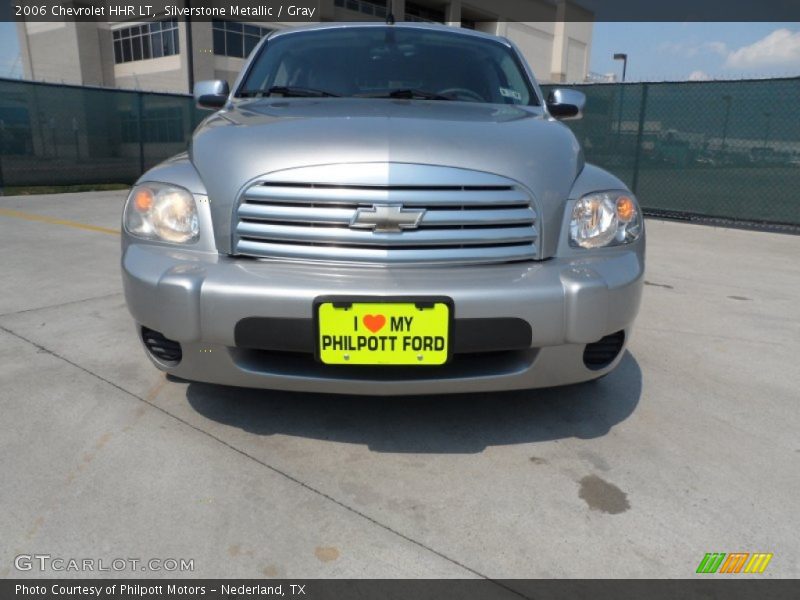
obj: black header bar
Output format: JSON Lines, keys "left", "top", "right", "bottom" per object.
{"left": 3, "top": 579, "right": 800, "bottom": 600}
{"left": 2, "top": 0, "right": 800, "bottom": 23}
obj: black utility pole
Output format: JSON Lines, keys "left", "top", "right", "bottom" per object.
{"left": 762, "top": 112, "right": 772, "bottom": 150}
{"left": 0, "top": 123, "right": 5, "bottom": 196}
{"left": 721, "top": 94, "right": 732, "bottom": 151}
{"left": 613, "top": 54, "right": 628, "bottom": 144}
{"left": 185, "top": 0, "right": 194, "bottom": 93}
{"left": 615, "top": 87, "right": 625, "bottom": 139}
{"left": 613, "top": 53, "right": 628, "bottom": 82}
{"left": 137, "top": 92, "right": 145, "bottom": 175}
{"left": 631, "top": 84, "right": 649, "bottom": 195}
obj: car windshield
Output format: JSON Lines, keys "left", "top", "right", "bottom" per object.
{"left": 238, "top": 27, "right": 538, "bottom": 106}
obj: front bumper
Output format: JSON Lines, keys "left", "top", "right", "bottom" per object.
{"left": 122, "top": 242, "right": 644, "bottom": 395}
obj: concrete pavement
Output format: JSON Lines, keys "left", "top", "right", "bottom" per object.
{"left": 0, "top": 191, "right": 798, "bottom": 579}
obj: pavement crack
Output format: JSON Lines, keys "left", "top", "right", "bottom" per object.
{"left": 639, "top": 325, "right": 794, "bottom": 348}
{"left": 0, "top": 292, "right": 124, "bottom": 318}
{"left": 0, "top": 323, "right": 531, "bottom": 596}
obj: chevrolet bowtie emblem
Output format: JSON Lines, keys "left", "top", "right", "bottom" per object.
{"left": 350, "top": 204, "right": 427, "bottom": 233}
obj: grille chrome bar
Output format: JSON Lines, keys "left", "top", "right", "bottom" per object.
{"left": 243, "top": 184, "right": 531, "bottom": 207}
{"left": 238, "top": 204, "right": 537, "bottom": 226}
{"left": 238, "top": 222, "right": 537, "bottom": 246}
{"left": 234, "top": 167, "right": 539, "bottom": 265}
{"left": 237, "top": 241, "right": 539, "bottom": 265}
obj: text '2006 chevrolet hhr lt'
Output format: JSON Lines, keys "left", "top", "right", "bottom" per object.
{"left": 121, "top": 23, "right": 645, "bottom": 395}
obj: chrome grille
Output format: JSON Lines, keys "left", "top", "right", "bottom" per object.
{"left": 233, "top": 170, "right": 539, "bottom": 265}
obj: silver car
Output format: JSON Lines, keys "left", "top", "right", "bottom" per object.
{"left": 121, "top": 23, "right": 644, "bottom": 395}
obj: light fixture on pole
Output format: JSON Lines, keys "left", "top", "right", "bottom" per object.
{"left": 613, "top": 53, "right": 628, "bottom": 82}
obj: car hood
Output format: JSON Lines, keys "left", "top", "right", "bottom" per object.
{"left": 189, "top": 98, "right": 583, "bottom": 255}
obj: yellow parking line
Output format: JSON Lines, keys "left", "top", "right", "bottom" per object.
{"left": 0, "top": 208, "right": 120, "bottom": 236}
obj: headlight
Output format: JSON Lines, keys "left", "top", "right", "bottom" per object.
{"left": 124, "top": 183, "right": 199, "bottom": 244}
{"left": 569, "top": 191, "right": 642, "bottom": 249}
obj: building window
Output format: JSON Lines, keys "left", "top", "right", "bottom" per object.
{"left": 113, "top": 19, "right": 179, "bottom": 64}
{"left": 334, "top": 0, "right": 442, "bottom": 23}
{"left": 334, "top": 0, "right": 387, "bottom": 19}
{"left": 212, "top": 19, "right": 272, "bottom": 59}
{"left": 405, "top": 2, "right": 444, "bottom": 23}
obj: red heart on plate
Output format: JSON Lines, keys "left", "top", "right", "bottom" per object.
{"left": 363, "top": 314, "right": 386, "bottom": 333}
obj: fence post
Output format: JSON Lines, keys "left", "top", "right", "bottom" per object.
{"left": 0, "top": 123, "right": 5, "bottom": 196}
{"left": 631, "top": 83, "right": 649, "bottom": 195}
{"left": 137, "top": 91, "right": 145, "bottom": 176}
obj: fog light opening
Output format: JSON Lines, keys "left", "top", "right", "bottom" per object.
{"left": 583, "top": 330, "right": 625, "bottom": 370}
{"left": 141, "top": 327, "right": 182, "bottom": 366}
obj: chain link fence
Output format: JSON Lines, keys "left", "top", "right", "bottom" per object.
{"left": 0, "top": 77, "right": 204, "bottom": 189}
{"left": 1, "top": 76, "right": 798, "bottom": 228}
{"left": 542, "top": 78, "right": 800, "bottom": 229}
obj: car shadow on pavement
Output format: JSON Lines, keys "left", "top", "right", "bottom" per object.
{"left": 184, "top": 351, "right": 642, "bottom": 454}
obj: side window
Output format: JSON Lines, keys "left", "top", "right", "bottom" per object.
{"left": 498, "top": 54, "right": 531, "bottom": 105}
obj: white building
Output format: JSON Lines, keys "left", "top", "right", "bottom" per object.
{"left": 16, "top": 0, "right": 593, "bottom": 94}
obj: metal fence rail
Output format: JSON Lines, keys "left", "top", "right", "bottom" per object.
{"left": 1, "top": 77, "right": 799, "bottom": 228}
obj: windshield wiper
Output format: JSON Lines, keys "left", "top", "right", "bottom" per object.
{"left": 239, "top": 86, "right": 340, "bottom": 98}
{"left": 355, "top": 88, "right": 453, "bottom": 101}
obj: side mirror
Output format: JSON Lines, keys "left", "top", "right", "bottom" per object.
{"left": 194, "top": 80, "right": 229, "bottom": 110}
{"left": 546, "top": 88, "right": 585, "bottom": 120}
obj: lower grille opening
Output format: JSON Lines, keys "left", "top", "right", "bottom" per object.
{"left": 583, "top": 330, "right": 625, "bottom": 370}
{"left": 141, "top": 327, "right": 182, "bottom": 366}
{"left": 230, "top": 348, "right": 538, "bottom": 381}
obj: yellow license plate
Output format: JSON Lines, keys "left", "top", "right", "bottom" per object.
{"left": 317, "top": 301, "right": 450, "bottom": 365}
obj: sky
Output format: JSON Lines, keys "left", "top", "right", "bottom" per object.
{"left": 590, "top": 22, "right": 800, "bottom": 81}
{"left": 0, "top": 21, "right": 20, "bottom": 78}
{"left": 1, "top": 21, "right": 799, "bottom": 82}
